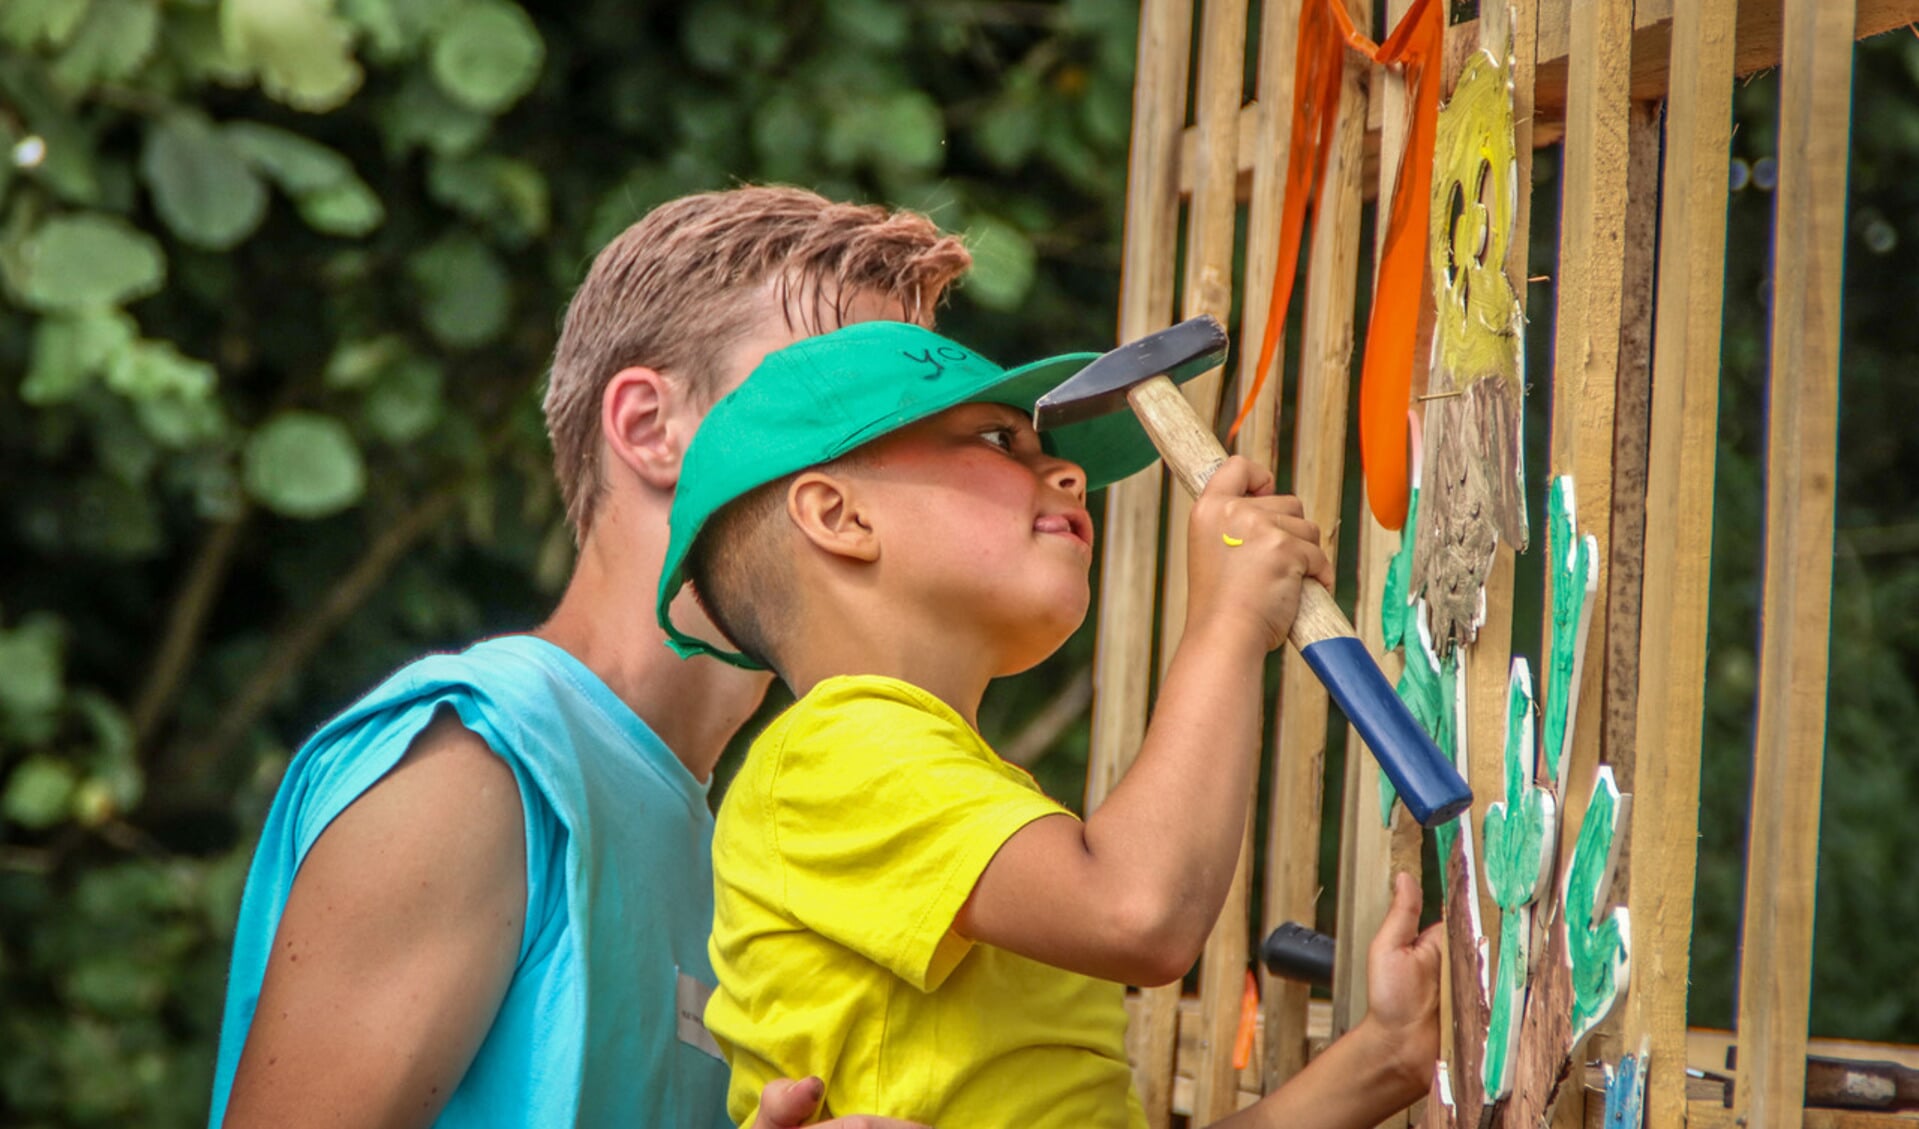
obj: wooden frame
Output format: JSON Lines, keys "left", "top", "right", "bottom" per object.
{"left": 1095, "top": 0, "right": 1919, "bottom": 1125}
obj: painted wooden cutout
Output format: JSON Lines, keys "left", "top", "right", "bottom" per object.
{"left": 1410, "top": 33, "right": 1529, "bottom": 658}
{"left": 1601, "top": 1042, "right": 1650, "bottom": 1129}
{"left": 1541, "top": 476, "right": 1598, "bottom": 801}
{"left": 1479, "top": 660, "right": 1557, "bottom": 1100}
{"left": 1564, "top": 765, "right": 1632, "bottom": 1047}
{"left": 1419, "top": 474, "right": 1632, "bottom": 1128}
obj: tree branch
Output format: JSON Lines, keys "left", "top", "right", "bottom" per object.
{"left": 161, "top": 479, "right": 469, "bottom": 790}
{"left": 130, "top": 510, "right": 251, "bottom": 754}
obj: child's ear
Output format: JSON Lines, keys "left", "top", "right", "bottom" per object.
{"left": 788, "top": 471, "right": 880, "bottom": 563}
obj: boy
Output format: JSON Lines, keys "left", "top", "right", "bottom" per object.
{"left": 658, "top": 321, "right": 1441, "bottom": 1126}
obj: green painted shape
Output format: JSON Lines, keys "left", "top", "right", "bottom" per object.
{"left": 1483, "top": 896, "right": 1528, "bottom": 1099}
{"left": 1542, "top": 476, "right": 1597, "bottom": 789}
{"left": 1566, "top": 768, "right": 1629, "bottom": 1044}
{"left": 1483, "top": 663, "right": 1548, "bottom": 911}
{"left": 1379, "top": 483, "right": 1421, "bottom": 827}
{"left": 1480, "top": 660, "right": 1554, "bottom": 1100}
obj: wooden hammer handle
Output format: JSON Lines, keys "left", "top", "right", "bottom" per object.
{"left": 1127, "top": 374, "right": 1353, "bottom": 649}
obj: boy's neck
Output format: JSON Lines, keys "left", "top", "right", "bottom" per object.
{"left": 782, "top": 616, "right": 995, "bottom": 730}
{"left": 538, "top": 507, "right": 772, "bottom": 782}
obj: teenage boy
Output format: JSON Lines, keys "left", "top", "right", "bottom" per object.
{"left": 210, "top": 187, "right": 967, "bottom": 1129}
{"left": 660, "top": 321, "right": 1442, "bottom": 1127}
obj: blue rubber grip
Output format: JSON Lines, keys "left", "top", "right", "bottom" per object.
{"left": 1300, "top": 636, "right": 1473, "bottom": 827}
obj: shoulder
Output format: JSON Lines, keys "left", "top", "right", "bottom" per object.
{"left": 306, "top": 708, "right": 525, "bottom": 905}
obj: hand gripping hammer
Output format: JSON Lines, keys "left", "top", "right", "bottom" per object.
{"left": 1034, "top": 315, "right": 1472, "bottom": 827}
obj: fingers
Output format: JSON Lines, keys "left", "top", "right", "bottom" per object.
{"left": 1201, "top": 456, "right": 1276, "bottom": 501}
{"left": 1372, "top": 871, "right": 1423, "bottom": 956}
{"left": 753, "top": 1077, "right": 824, "bottom": 1129}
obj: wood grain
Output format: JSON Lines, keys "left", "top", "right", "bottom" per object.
{"left": 1175, "top": 0, "right": 1252, "bottom": 1119}
{"left": 1263, "top": 0, "right": 1371, "bottom": 1091}
{"left": 1091, "top": 1, "right": 1191, "bottom": 1122}
{"left": 1619, "top": 0, "right": 1738, "bottom": 1123}
{"left": 1733, "top": 0, "right": 1854, "bottom": 1123}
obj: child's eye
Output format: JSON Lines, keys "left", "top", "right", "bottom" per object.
{"left": 980, "top": 426, "right": 1016, "bottom": 451}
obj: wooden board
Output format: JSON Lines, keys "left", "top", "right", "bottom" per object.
{"left": 1620, "top": 0, "right": 1739, "bottom": 1122}
{"left": 1181, "top": 0, "right": 1919, "bottom": 201}
{"left": 1091, "top": 1, "right": 1191, "bottom": 1122}
{"left": 1732, "top": 0, "right": 1854, "bottom": 1123}
{"left": 1173, "top": 0, "right": 1252, "bottom": 1120}
{"left": 1261, "top": 0, "right": 1371, "bottom": 1092}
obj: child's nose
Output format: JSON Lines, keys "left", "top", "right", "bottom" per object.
{"left": 1047, "top": 459, "right": 1086, "bottom": 500}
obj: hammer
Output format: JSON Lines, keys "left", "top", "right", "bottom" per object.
{"left": 1035, "top": 315, "right": 1472, "bottom": 827}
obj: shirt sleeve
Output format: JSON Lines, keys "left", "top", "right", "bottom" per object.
{"left": 764, "top": 682, "right": 1070, "bottom": 993}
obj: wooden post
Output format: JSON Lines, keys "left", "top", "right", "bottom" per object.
{"left": 1732, "top": 0, "right": 1853, "bottom": 1122}
{"left": 1089, "top": 0, "right": 1190, "bottom": 1121}
{"left": 1332, "top": 0, "right": 1418, "bottom": 1076}
{"left": 1172, "top": 0, "right": 1250, "bottom": 1120}
{"left": 1620, "top": 0, "right": 1737, "bottom": 1124}
{"left": 1263, "top": 0, "right": 1370, "bottom": 1090}
{"left": 1240, "top": 0, "right": 1308, "bottom": 1098}
{"left": 1537, "top": 0, "right": 1633, "bottom": 906}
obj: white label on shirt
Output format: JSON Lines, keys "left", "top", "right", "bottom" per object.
{"left": 675, "top": 967, "right": 724, "bottom": 1061}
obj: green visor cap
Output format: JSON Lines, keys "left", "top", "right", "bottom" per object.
{"left": 657, "top": 320, "right": 1187, "bottom": 669}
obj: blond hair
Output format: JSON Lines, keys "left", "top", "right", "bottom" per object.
{"left": 544, "top": 186, "right": 971, "bottom": 538}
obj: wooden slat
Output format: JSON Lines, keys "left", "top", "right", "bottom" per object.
{"left": 1261, "top": 0, "right": 1371, "bottom": 1092}
{"left": 1536, "top": 0, "right": 1632, "bottom": 854}
{"left": 1090, "top": 0, "right": 1191, "bottom": 1122}
{"left": 1171, "top": 0, "right": 1251, "bottom": 1120}
{"left": 1620, "top": 0, "right": 1738, "bottom": 1123}
{"left": 1240, "top": 0, "right": 1306, "bottom": 1099}
{"left": 1733, "top": 0, "right": 1853, "bottom": 1123}
{"left": 1330, "top": 0, "right": 1418, "bottom": 1079}
{"left": 1181, "top": 0, "right": 1919, "bottom": 200}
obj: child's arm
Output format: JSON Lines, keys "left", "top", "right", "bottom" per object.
{"left": 222, "top": 713, "right": 526, "bottom": 1129}
{"left": 954, "top": 456, "right": 1333, "bottom": 985}
{"left": 1210, "top": 872, "right": 1442, "bottom": 1128}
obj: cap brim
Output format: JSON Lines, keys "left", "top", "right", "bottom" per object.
{"left": 982, "top": 354, "right": 1167, "bottom": 490}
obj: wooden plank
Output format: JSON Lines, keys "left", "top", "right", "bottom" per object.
{"left": 1182, "top": 0, "right": 1919, "bottom": 201}
{"left": 1262, "top": 0, "right": 1371, "bottom": 1092}
{"left": 1501, "top": 0, "right": 1635, "bottom": 1116}
{"left": 1687, "top": 1030, "right": 1919, "bottom": 1075}
{"left": 1241, "top": 0, "right": 1306, "bottom": 1098}
{"left": 1620, "top": 0, "right": 1738, "bottom": 1122}
{"left": 1600, "top": 100, "right": 1659, "bottom": 784}
{"left": 1090, "top": 1, "right": 1191, "bottom": 1123}
{"left": 1330, "top": 0, "right": 1419, "bottom": 1071}
{"left": 1170, "top": 0, "right": 1250, "bottom": 1120}
{"left": 1732, "top": 0, "right": 1853, "bottom": 1123}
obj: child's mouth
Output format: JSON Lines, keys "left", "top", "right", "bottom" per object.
{"left": 1035, "top": 511, "right": 1094, "bottom": 549}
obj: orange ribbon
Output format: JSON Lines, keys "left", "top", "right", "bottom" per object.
{"left": 1233, "top": 968, "right": 1261, "bottom": 1071}
{"left": 1227, "top": 0, "right": 1442, "bottom": 532}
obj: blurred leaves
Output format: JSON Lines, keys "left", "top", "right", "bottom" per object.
{"left": 0, "top": 5, "right": 1141, "bottom": 1122}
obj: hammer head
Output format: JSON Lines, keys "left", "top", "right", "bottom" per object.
{"left": 1033, "top": 315, "right": 1230, "bottom": 431}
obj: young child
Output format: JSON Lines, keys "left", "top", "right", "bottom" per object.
{"left": 657, "top": 321, "right": 1439, "bottom": 1127}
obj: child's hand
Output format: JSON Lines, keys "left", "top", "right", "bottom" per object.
{"left": 752, "top": 1077, "right": 931, "bottom": 1129}
{"left": 1357, "top": 872, "right": 1444, "bottom": 1099}
{"left": 1184, "top": 456, "right": 1333, "bottom": 653}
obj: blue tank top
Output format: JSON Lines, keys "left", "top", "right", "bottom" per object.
{"left": 208, "top": 635, "right": 731, "bottom": 1128}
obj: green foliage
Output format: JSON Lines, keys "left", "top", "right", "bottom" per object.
{"left": 0, "top": 2, "right": 1140, "bottom": 1123}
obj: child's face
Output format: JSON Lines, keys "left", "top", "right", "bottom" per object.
{"left": 844, "top": 402, "right": 1094, "bottom": 676}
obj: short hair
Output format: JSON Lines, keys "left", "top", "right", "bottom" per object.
{"left": 683, "top": 446, "right": 874, "bottom": 675}
{"left": 544, "top": 185, "right": 971, "bottom": 539}
{"left": 684, "top": 478, "right": 793, "bottom": 673}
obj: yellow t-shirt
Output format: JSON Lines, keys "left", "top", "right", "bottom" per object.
{"left": 707, "top": 675, "right": 1147, "bottom": 1128}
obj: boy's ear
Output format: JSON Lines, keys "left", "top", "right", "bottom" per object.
{"left": 788, "top": 471, "right": 880, "bottom": 563}
{"left": 602, "top": 366, "right": 695, "bottom": 490}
